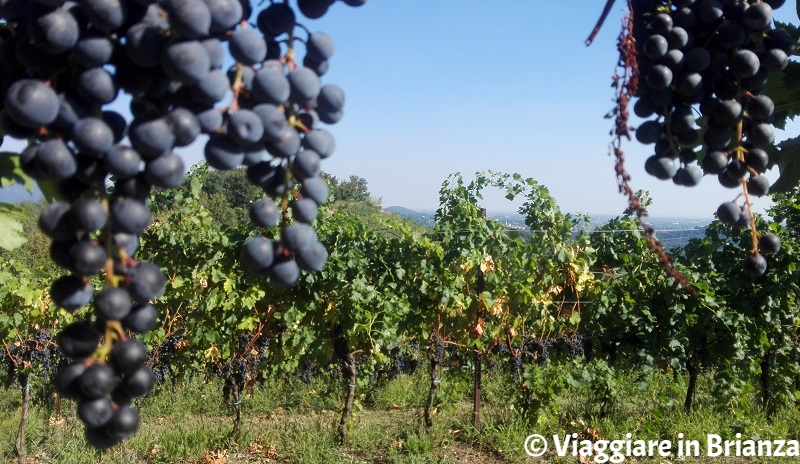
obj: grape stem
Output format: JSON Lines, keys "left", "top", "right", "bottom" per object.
{"left": 734, "top": 120, "right": 759, "bottom": 254}
{"left": 2, "top": 339, "right": 18, "bottom": 366}
{"left": 227, "top": 63, "right": 245, "bottom": 114}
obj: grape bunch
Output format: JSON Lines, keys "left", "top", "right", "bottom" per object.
{"left": 0, "top": 0, "right": 363, "bottom": 450}
{"left": 632, "top": 0, "right": 788, "bottom": 275}
{"left": 212, "top": 332, "right": 270, "bottom": 401}
{"left": 232, "top": 2, "right": 360, "bottom": 287}
{"left": 2, "top": 329, "right": 60, "bottom": 386}
{"left": 149, "top": 333, "right": 184, "bottom": 384}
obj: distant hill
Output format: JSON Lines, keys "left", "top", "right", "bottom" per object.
{"left": 384, "top": 206, "right": 436, "bottom": 227}
{"left": 0, "top": 184, "right": 41, "bottom": 204}
{"left": 383, "top": 206, "right": 709, "bottom": 250}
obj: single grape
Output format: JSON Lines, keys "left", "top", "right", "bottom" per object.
{"left": 123, "top": 303, "right": 159, "bottom": 334}
{"left": 230, "top": 28, "right": 267, "bottom": 65}
{"left": 241, "top": 236, "right": 275, "bottom": 275}
{"left": 742, "top": 253, "right": 767, "bottom": 276}
{"left": 94, "top": 287, "right": 132, "bottom": 321}
{"left": 127, "top": 262, "right": 166, "bottom": 302}
{"left": 78, "top": 397, "right": 114, "bottom": 428}
{"left": 758, "top": 234, "right": 781, "bottom": 254}
{"left": 250, "top": 199, "right": 281, "bottom": 228}
{"left": 291, "top": 198, "right": 318, "bottom": 223}
{"left": 716, "top": 201, "right": 741, "bottom": 225}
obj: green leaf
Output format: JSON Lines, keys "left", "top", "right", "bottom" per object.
{"left": 764, "top": 60, "right": 800, "bottom": 130}
{"left": 770, "top": 136, "right": 800, "bottom": 193}
{"left": 0, "top": 203, "right": 27, "bottom": 251}
{"left": 0, "top": 153, "right": 33, "bottom": 191}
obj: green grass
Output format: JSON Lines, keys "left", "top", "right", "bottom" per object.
{"left": 2, "top": 367, "right": 799, "bottom": 463}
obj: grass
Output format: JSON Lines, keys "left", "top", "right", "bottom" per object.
{"left": 1, "top": 366, "right": 799, "bottom": 463}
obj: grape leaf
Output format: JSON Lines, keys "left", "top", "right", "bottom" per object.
{"left": 764, "top": 60, "right": 800, "bottom": 131}
{"left": 0, "top": 203, "right": 26, "bottom": 251}
{"left": 0, "top": 152, "right": 33, "bottom": 191}
{"left": 770, "top": 135, "right": 800, "bottom": 193}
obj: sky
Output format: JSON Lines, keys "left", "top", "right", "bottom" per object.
{"left": 283, "top": 0, "right": 798, "bottom": 218}
{"left": 2, "top": 1, "right": 798, "bottom": 219}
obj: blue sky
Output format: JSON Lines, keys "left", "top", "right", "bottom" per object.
{"left": 278, "top": 0, "right": 797, "bottom": 218}
{"left": 2, "top": 1, "right": 797, "bottom": 218}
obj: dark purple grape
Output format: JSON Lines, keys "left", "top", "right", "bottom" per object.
{"left": 81, "top": 0, "right": 127, "bottom": 31}
{"left": 252, "top": 61, "right": 291, "bottom": 105}
{"left": 127, "top": 262, "right": 166, "bottom": 302}
{"left": 253, "top": 104, "right": 290, "bottom": 142}
{"left": 32, "top": 8, "right": 79, "bottom": 54}
{"left": 57, "top": 321, "right": 100, "bottom": 359}
{"left": 717, "top": 201, "right": 741, "bottom": 225}
{"left": 129, "top": 118, "right": 176, "bottom": 159}
{"left": 71, "top": 241, "right": 107, "bottom": 277}
{"left": 730, "top": 49, "right": 760, "bottom": 78}
{"left": 77, "top": 67, "right": 119, "bottom": 105}
{"left": 267, "top": 127, "right": 301, "bottom": 157}
{"left": 80, "top": 363, "right": 117, "bottom": 399}
{"left": 39, "top": 201, "right": 77, "bottom": 240}
{"left": 166, "top": 0, "right": 212, "bottom": 39}
{"left": 205, "top": 0, "right": 243, "bottom": 34}
{"left": 291, "top": 198, "right": 318, "bottom": 223}
{"left": 250, "top": 199, "right": 280, "bottom": 228}
{"left": 298, "top": 0, "right": 333, "bottom": 19}
{"left": 51, "top": 275, "right": 94, "bottom": 310}
{"left": 227, "top": 109, "right": 265, "bottom": 146}
{"left": 125, "top": 22, "right": 166, "bottom": 68}
{"left": 108, "top": 405, "right": 140, "bottom": 440}
{"left": 56, "top": 362, "right": 87, "bottom": 399}
{"left": 301, "top": 176, "right": 329, "bottom": 205}
{"left": 79, "top": 397, "right": 114, "bottom": 428}
{"left": 269, "top": 255, "right": 300, "bottom": 287}
{"left": 742, "top": 253, "right": 767, "bottom": 276}
{"left": 165, "top": 107, "right": 201, "bottom": 147}
{"left": 230, "top": 28, "right": 267, "bottom": 65}
{"left": 104, "top": 145, "right": 142, "bottom": 179}
{"left": 32, "top": 139, "right": 77, "bottom": 181}
{"left": 122, "top": 366, "right": 155, "bottom": 397}
{"left": 758, "top": 234, "right": 781, "bottom": 254}
{"left": 70, "top": 197, "right": 108, "bottom": 232}
{"left": 94, "top": 287, "right": 132, "bottom": 321}
{"left": 161, "top": 40, "right": 210, "bottom": 84}
{"left": 110, "top": 198, "right": 152, "bottom": 234}
{"left": 85, "top": 426, "right": 120, "bottom": 450}
{"left": 296, "top": 241, "right": 327, "bottom": 271}
{"left": 257, "top": 2, "right": 296, "bottom": 37}
{"left": 302, "top": 129, "right": 335, "bottom": 158}
{"left": 5, "top": 79, "right": 60, "bottom": 128}
{"left": 145, "top": 152, "right": 185, "bottom": 188}
{"left": 123, "top": 303, "right": 159, "bottom": 334}
{"left": 282, "top": 223, "right": 316, "bottom": 254}
{"left": 241, "top": 236, "right": 275, "bottom": 275}
{"left": 703, "top": 151, "right": 728, "bottom": 174}
{"left": 644, "top": 155, "right": 679, "bottom": 180}
{"left": 292, "top": 149, "right": 321, "bottom": 179}
{"left": 204, "top": 134, "right": 245, "bottom": 170}
{"left": 288, "top": 67, "right": 321, "bottom": 105}
{"left": 72, "top": 32, "right": 114, "bottom": 67}
{"left": 317, "top": 84, "right": 344, "bottom": 113}
{"left": 72, "top": 117, "right": 115, "bottom": 157}
{"left": 742, "top": 2, "right": 773, "bottom": 31}
{"left": 306, "top": 32, "right": 335, "bottom": 61}
{"left": 110, "top": 340, "right": 148, "bottom": 375}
